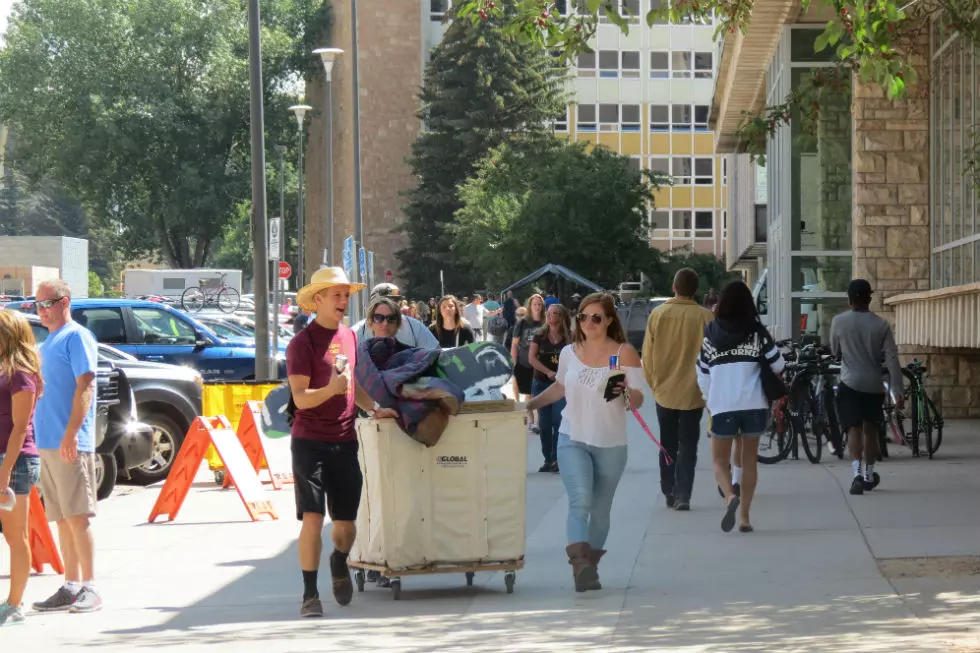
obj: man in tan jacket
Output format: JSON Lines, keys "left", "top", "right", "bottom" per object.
{"left": 642, "top": 268, "right": 714, "bottom": 511}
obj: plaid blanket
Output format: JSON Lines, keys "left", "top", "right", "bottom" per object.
{"left": 355, "top": 337, "right": 464, "bottom": 446}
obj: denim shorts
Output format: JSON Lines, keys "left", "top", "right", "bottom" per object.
{"left": 710, "top": 409, "right": 769, "bottom": 439}
{"left": 0, "top": 453, "right": 41, "bottom": 496}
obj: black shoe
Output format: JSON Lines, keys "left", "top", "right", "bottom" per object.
{"left": 849, "top": 476, "right": 865, "bottom": 495}
{"left": 538, "top": 462, "right": 552, "bottom": 472}
{"left": 665, "top": 495, "right": 675, "bottom": 508}
{"left": 733, "top": 483, "right": 741, "bottom": 498}
{"left": 862, "top": 472, "right": 880, "bottom": 491}
{"left": 674, "top": 499, "right": 691, "bottom": 511}
{"left": 550, "top": 461, "right": 560, "bottom": 473}
{"left": 330, "top": 551, "right": 353, "bottom": 606}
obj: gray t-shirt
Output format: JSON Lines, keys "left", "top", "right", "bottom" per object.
{"left": 829, "top": 310, "right": 903, "bottom": 395}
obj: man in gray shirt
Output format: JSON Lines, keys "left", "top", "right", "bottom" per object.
{"left": 830, "top": 279, "right": 903, "bottom": 496}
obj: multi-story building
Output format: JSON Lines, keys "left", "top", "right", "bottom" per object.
{"left": 715, "top": 6, "right": 980, "bottom": 416}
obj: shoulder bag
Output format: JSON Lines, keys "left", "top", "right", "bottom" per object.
{"left": 755, "top": 324, "right": 787, "bottom": 402}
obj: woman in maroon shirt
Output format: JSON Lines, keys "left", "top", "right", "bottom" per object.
{"left": 0, "top": 310, "right": 42, "bottom": 627}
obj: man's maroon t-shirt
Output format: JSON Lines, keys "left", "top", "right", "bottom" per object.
{"left": 285, "top": 321, "right": 358, "bottom": 442}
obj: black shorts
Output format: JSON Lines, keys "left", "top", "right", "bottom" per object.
{"left": 291, "top": 437, "right": 363, "bottom": 522}
{"left": 836, "top": 383, "right": 885, "bottom": 433}
{"left": 514, "top": 363, "right": 534, "bottom": 395}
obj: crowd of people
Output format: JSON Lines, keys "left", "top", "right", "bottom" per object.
{"left": 0, "top": 265, "right": 903, "bottom": 623}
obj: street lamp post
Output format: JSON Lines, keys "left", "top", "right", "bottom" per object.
{"left": 288, "top": 104, "right": 312, "bottom": 287}
{"left": 247, "top": 0, "right": 270, "bottom": 379}
{"left": 313, "top": 47, "right": 343, "bottom": 269}
{"left": 271, "top": 144, "right": 286, "bottom": 376}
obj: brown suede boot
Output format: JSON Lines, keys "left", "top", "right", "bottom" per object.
{"left": 585, "top": 547, "right": 606, "bottom": 590}
{"left": 566, "top": 542, "right": 597, "bottom": 592}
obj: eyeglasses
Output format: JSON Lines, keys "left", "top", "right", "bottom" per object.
{"left": 36, "top": 297, "right": 65, "bottom": 309}
{"left": 371, "top": 313, "right": 398, "bottom": 325}
{"left": 577, "top": 313, "right": 605, "bottom": 325}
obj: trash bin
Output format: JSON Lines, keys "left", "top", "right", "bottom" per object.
{"left": 349, "top": 404, "right": 526, "bottom": 599}
{"left": 202, "top": 380, "right": 282, "bottom": 484}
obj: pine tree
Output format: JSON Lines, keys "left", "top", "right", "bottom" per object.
{"left": 397, "top": 8, "right": 567, "bottom": 297}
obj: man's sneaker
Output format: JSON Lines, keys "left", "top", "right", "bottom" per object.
{"left": 0, "top": 602, "right": 25, "bottom": 627}
{"left": 862, "top": 472, "right": 881, "bottom": 491}
{"left": 32, "top": 586, "right": 77, "bottom": 612}
{"left": 69, "top": 587, "right": 103, "bottom": 613}
{"left": 674, "top": 499, "right": 691, "bottom": 511}
{"left": 549, "top": 461, "right": 559, "bottom": 473}
{"left": 849, "top": 476, "right": 865, "bottom": 495}
{"left": 665, "top": 495, "right": 675, "bottom": 508}
{"left": 330, "top": 551, "right": 353, "bottom": 606}
{"left": 538, "top": 462, "right": 551, "bottom": 473}
{"left": 733, "top": 483, "right": 741, "bottom": 498}
{"left": 300, "top": 597, "right": 323, "bottom": 618}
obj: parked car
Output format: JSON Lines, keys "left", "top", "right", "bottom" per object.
{"left": 8, "top": 298, "right": 286, "bottom": 380}
{"left": 26, "top": 315, "right": 204, "bottom": 487}
{"left": 194, "top": 312, "right": 293, "bottom": 344}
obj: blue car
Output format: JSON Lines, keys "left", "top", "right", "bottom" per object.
{"left": 9, "top": 298, "right": 286, "bottom": 381}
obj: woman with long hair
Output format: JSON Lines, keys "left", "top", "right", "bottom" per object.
{"left": 0, "top": 310, "right": 42, "bottom": 626}
{"left": 528, "top": 303, "right": 572, "bottom": 473}
{"left": 526, "top": 293, "right": 645, "bottom": 592}
{"left": 429, "top": 295, "right": 475, "bottom": 349}
{"left": 366, "top": 297, "right": 403, "bottom": 340}
{"left": 511, "top": 293, "right": 545, "bottom": 402}
{"left": 697, "top": 280, "right": 784, "bottom": 533}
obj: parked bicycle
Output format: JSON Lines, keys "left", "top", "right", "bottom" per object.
{"left": 180, "top": 273, "right": 241, "bottom": 314}
{"left": 880, "top": 360, "right": 943, "bottom": 459}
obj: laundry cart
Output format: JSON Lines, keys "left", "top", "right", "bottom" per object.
{"left": 348, "top": 404, "right": 527, "bottom": 600}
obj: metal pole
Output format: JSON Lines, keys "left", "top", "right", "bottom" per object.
{"left": 326, "top": 78, "right": 335, "bottom": 267}
{"left": 297, "top": 122, "right": 306, "bottom": 287}
{"left": 271, "top": 145, "right": 285, "bottom": 376}
{"left": 350, "top": 0, "right": 365, "bottom": 321}
{"left": 247, "top": 0, "right": 270, "bottom": 379}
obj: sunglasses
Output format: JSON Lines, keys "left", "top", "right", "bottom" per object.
{"left": 577, "top": 313, "right": 605, "bottom": 325}
{"left": 371, "top": 313, "right": 399, "bottom": 324}
{"left": 36, "top": 297, "right": 65, "bottom": 309}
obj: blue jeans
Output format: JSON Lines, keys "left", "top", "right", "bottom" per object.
{"left": 556, "top": 434, "right": 628, "bottom": 548}
{"left": 532, "top": 378, "right": 566, "bottom": 464}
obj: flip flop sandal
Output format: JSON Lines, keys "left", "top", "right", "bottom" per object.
{"left": 739, "top": 524, "right": 754, "bottom": 533}
{"left": 722, "top": 496, "right": 740, "bottom": 533}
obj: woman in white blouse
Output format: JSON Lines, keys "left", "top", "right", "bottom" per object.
{"left": 526, "top": 292, "right": 645, "bottom": 592}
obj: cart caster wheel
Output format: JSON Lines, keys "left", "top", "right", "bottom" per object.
{"left": 213, "top": 470, "right": 225, "bottom": 486}
{"left": 391, "top": 579, "right": 402, "bottom": 600}
{"left": 465, "top": 571, "right": 475, "bottom": 586}
{"left": 504, "top": 571, "right": 515, "bottom": 594}
{"left": 367, "top": 570, "right": 380, "bottom": 583}
{"left": 355, "top": 570, "right": 365, "bottom": 592}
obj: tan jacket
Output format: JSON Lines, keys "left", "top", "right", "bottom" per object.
{"left": 642, "top": 298, "right": 714, "bottom": 410}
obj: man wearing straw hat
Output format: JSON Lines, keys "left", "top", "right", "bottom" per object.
{"left": 287, "top": 267, "right": 397, "bottom": 618}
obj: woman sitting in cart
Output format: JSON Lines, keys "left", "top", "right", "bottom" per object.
{"left": 526, "top": 292, "right": 645, "bottom": 593}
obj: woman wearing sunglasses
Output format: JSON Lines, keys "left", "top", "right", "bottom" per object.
{"left": 526, "top": 292, "right": 645, "bottom": 593}
{"left": 366, "top": 297, "right": 403, "bottom": 341}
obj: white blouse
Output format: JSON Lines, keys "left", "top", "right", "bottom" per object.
{"left": 557, "top": 345, "right": 646, "bottom": 448}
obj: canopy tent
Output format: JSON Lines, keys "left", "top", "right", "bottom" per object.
{"left": 500, "top": 264, "right": 604, "bottom": 296}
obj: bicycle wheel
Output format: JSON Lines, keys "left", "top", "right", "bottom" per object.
{"left": 217, "top": 288, "right": 240, "bottom": 313}
{"left": 799, "top": 413, "right": 822, "bottom": 464}
{"left": 181, "top": 287, "right": 205, "bottom": 312}
{"left": 758, "top": 404, "right": 793, "bottom": 464}
{"left": 923, "top": 395, "right": 942, "bottom": 456}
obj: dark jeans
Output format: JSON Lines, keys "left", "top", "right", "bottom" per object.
{"left": 656, "top": 403, "right": 704, "bottom": 501}
{"left": 532, "top": 378, "right": 565, "bottom": 464}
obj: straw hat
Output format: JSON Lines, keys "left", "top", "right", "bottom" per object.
{"left": 296, "top": 267, "right": 366, "bottom": 311}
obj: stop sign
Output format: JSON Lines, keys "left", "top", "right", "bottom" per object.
{"left": 385, "top": 269, "right": 393, "bottom": 282}
{"left": 278, "top": 261, "right": 292, "bottom": 279}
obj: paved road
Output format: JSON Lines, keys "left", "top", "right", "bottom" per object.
{"left": 2, "top": 387, "right": 978, "bottom": 652}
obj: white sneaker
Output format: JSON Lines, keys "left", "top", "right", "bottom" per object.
{"left": 69, "top": 587, "right": 103, "bottom": 613}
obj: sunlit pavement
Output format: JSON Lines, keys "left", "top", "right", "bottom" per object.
{"left": 2, "top": 384, "right": 978, "bottom": 652}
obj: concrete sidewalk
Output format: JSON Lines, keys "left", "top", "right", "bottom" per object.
{"left": 1, "top": 389, "right": 977, "bottom": 652}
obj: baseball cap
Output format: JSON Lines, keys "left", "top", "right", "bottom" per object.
{"left": 371, "top": 282, "right": 403, "bottom": 301}
{"left": 847, "top": 279, "right": 873, "bottom": 301}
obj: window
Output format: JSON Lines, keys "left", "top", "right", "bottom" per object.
{"left": 598, "top": 50, "right": 619, "bottom": 78}
{"left": 430, "top": 0, "right": 449, "bottom": 21}
{"left": 650, "top": 52, "right": 669, "bottom": 79}
{"left": 554, "top": 107, "right": 568, "bottom": 132}
{"left": 598, "top": 104, "right": 619, "bottom": 131}
{"left": 650, "top": 210, "right": 670, "bottom": 233}
{"left": 695, "top": 210, "right": 714, "bottom": 237}
{"left": 621, "top": 104, "right": 640, "bottom": 132}
{"left": 694, "top": 52, "right": 713, "bottom": 78}
{"left": 601, "top": 0, "right": 640, "bottom": 21}
{"left": 694, "top": 105, "right": 709, "bottom": 130}
{"left": 73, "top": 307, "right": 127, "bottom": 344}
{"left": 577, "top": 104, "right": 596, "bottom": 131}
{"left": 674, "top": 210, "right": 693, "bottom": 236}
{"left": 649, "top": 157, "right": 669, "bottom": 175}
{"left": 555, "top": 0, "right": 569, "bottom": 14}
{"left": 694, "top": 157, "right": 713, "bottom": 185}
{"left": 671, "top": 158, "right": 692, "bottom": 185}
{"left": 621, "top": 51, "right": 640, "bottom": 78}
{"left": 650, "top": 104, "right": 669, "bottom": 131}
{"left": 627, "top": 157, "right": 642, "bottom": 173}
{"left": 672, "top": 104, "right": 692, "bottom": 131}
{"left": 672, "top": 52, "right": 692, "bottom": 78}
{"left": 132, "top": 308, "right": 198, "bottom": 345}
{"left": 577, "top": 51, "right": 596, "bottom": 78}
{"left": 722, "top": 157, "right": 728, "bottom": 185}
{"left": 648, "top": 0, "right": 668, "bottom": 22}
{"left": 162, "top": 277, "right": 186, "bottom": 290}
